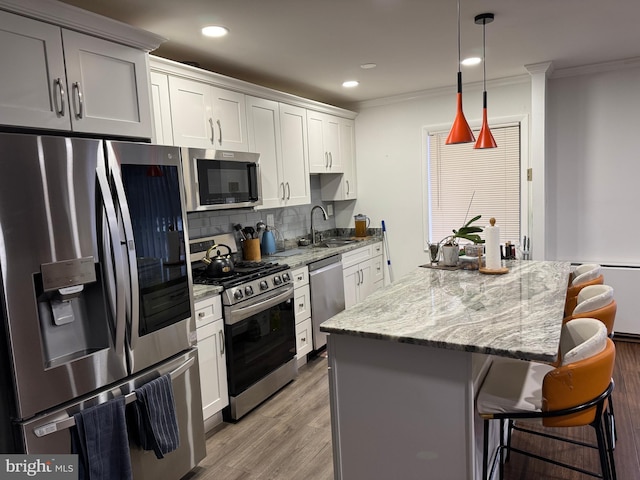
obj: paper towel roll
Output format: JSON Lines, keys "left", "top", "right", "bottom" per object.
{"left": 485, "top": 218, "right": 501, "bottom": 270}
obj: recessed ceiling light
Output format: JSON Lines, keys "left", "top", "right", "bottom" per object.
{"left": 360, "top": 63, "right": 377, "bottom": 69}
{"left": 342, "top": 80, "right": 359, "bottom": 88}
{"left": 461, "top": 57, "right": 482, "bottom": 66}
{"left": 201, "top": 25, "right": 229, "bottom": 38}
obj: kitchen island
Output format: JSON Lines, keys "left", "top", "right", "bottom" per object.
{"left": 320, "top": 260, "right": 571, "bottom": 480}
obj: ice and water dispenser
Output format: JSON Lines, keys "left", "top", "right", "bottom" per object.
{"left": 35, "top": 257, "right": 111, "bottom": 369}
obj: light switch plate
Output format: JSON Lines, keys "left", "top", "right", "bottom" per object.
{"left": 266, "top": 213, "right": 274, "bottom": 226}
{"left": 327, "top": 204, "right": 333, "bottom": 216}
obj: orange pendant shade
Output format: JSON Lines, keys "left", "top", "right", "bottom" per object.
{"left": 446, "top": 92, "right": 475, "bottom": 145}
{"left": 475, "top": 106, "right": 497, "bottom": 149}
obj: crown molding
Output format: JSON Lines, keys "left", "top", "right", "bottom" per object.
{"left": 0, "top": 0, "right": 165, "bottom": 51}
{"left": 550, "top": 56, "right": 640, "bottom": 79}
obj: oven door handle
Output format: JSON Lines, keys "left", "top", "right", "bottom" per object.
{"left": 226, "top": 285, "right": 293, "bottom": 325}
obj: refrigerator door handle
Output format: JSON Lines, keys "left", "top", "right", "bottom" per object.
{"left": 104, "top": 142, "right": 141, "bottom": 349}
{"left": 96, "top": 157, "right": 127, "bottom": 356}
{"left": 33, "top": 356, "right": 196, "bottom": 438}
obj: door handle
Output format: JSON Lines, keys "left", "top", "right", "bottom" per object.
{"left": 54, "top": 78, "right": 66, "bottom": 117}
{"left": 329, "top": 152, "right": 333, "bottom": 168}
{"left": 209, "top": 118, "right": 215, "bottom": 144}
{"left": 325, "top": 152, "right": 329, "bottom": 168}
{"left": 286, "top": 182, "right": 291, "bottom": 200}
{"left": 72, "top": 82, "right": 83, "bottom": 119}
{"left": 280, "top": 182, "right": 285, "bottom": 200}
{"left": 346, "top": 180, "right": 350, "bottom": 196}
{"left": 219, "top": 330, "right": 225, "bottom": 355}
{"left": 217, "top": 119, "right": 223, "bottom": 146}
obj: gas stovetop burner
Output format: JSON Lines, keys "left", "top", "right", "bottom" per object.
{"left": 192, "top": 261, "right": 290, "bottom": 288}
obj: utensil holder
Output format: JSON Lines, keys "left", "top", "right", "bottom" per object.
{"left": 243, "top": 238, "right": 261, "bottom": 261}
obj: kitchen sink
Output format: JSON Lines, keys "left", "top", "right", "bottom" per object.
{"left": 314, "top": 238, "right": 360, "bottom": 248}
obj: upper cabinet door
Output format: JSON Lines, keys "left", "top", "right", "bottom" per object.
{"left": 0, "top": 10, "right": 69, "bottom": 131}
{"left": 61, "top": 29, "right": 152, "bottom": 138}
{"left": 280, "top": 104, "right": 310, "bottom": 206}
{"left": 307, "top": 110, "right": 342, "bottom": 173}
{"left": 246, "top": 96, "right": 283, "bottom": 209}
{"left": 149, "top": 71, "right": 174, "bottom": 145}
{"left": 210, "top": 86, "right": 248, "bottom": 151}
{"left": 168, "top": 76, "right": 213, "bottom": 148}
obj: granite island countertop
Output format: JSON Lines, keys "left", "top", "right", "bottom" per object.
{"left": 320, "top": 260, "right": 571, "bottom": 362}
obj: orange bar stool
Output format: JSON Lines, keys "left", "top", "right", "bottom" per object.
{"left": 476, "top": 318, "right": 616, "bottom": 480}
{"left": 564, "top": 263, "right": 604, "bottom": 317}
{"left": 566, "top": 284, "right": 618, "bottom": 448}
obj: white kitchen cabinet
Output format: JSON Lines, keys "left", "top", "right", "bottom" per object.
{"left": 149, "top": 71, "right": 173, "bottom": 145}
{"left": 168, "top": 76, "right": 247, "bottom": 150}
{"left": 194, "top": 296, "right": 228, "bottom": 426}
{"left": 0, "top": 10, "right": 152, "bottom": 138}
{"left": 248, "top": 96, "right": 310, "bottom": 208}
{"left": 320, "top": 117, "right": 357, "bottom": 200}
{"left": 342, "top": 242, "right": 384, "bottom": 309}
{"left": 307, "top": 110, "right": 342, "bottom": 173}
{"left": 291, "top": 265, "right": 313, "bottom": 365}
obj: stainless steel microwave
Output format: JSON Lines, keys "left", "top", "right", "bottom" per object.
{"left": 181, "top": 147, "right": 262, "bottom": 211}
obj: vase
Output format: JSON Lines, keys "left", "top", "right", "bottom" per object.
{"left": 442, "top": 245, "right": 459, "bottom": 266}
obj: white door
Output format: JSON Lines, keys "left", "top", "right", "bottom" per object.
{"left": 0, "top": 11, "right": 69, "bottom": 130}
{"left": 62, "top": 29, "right": 152, "bottom": 138}
{"left": 307, "top": 110, "right": 327, "bottom": 173}
{"left": 247, "top": 96, "right": 283, "bottom": 208}
{"left": 340, "top": 118, "right": 357, "bottom": 198}
{"left": 196, "top": 319, "right": 229, "bottom": 419}
{"left": 324, "top": 114, "right": 341, "bottom": 172}
{"left": 168, "top": 76, "right": 214, "bottom": 148}
{"left": 343, "top": 263, "right": 360, "bottom": 309}
{"left": 149, "top": 71, "right": 174, "bottom": 145}
{"left": 280, "top": 103, "right": 310, "bottom": 206}
{"left": 211, "top": 86, "right": 248, "bottom": 151}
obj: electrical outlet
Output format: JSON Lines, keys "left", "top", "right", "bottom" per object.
{"left": 327, "top": 204, "right": 333, "bottom": 216}
{"left": 266, "top": 214, "right": 274, "bottom": 226}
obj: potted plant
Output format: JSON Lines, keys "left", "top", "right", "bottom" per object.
{"left": 438, "top": 215, "right": 485, "bottom": 266}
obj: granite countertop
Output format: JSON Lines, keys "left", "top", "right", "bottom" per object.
{"left": 261, "top": 236, "right": 383, "bottom": 269}
{"left": 191, "top": 236, "right": 383, "bottom": 302}
{"left": 320, "top": 260, "right": 571, "bottom": 362}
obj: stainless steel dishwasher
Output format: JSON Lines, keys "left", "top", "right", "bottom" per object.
{"left": 309, "top": 254, "right": 345, "bottom": 350}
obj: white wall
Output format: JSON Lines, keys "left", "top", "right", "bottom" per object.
{"left": 341, "top": 80, "right": 531, "bottom": 281}
{"left": 547, "top": 64, "right": 640, "bottom": 266}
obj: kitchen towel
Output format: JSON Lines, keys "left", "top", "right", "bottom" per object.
{"left": 485, "top": 218, "right": 502, "bottom": 270}
{"left": 71, "top": 395, "right": 132, "bottom": 480}
{"left": 129, "top": 373, "right": 180, "bottom": 459}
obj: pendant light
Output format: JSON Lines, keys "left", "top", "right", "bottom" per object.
{"left": 474, "top": 13, "right": 497, "bottom": 149}
{"left": 446, "top": 0, "right": 475, "bottom": 145}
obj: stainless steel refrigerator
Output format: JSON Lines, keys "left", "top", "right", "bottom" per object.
{"left": 0, "top": 133, "right": 205, "bottom": 479}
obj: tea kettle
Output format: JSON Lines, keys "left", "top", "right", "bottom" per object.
{"left": 201, "top": 243, "right": 234, "bottom": 277}
{"left": 261, "top": 227, "right": 277, "bottom": 255}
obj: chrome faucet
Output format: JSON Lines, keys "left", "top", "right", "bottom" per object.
{"left": 310, "top": 205, "right": 328, "bottom": 245}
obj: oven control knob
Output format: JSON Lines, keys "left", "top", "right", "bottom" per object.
{"left": 259, "top": 280, "right": 269, "bottom": 291}
{"left": 273, "top": 275, "right": 282, "bottom": 285}
{"left": 233, "top": 290, "right": 243, "bottom": 300}
{"left": 244, "top": 286, "right": 254, "bottom": 296}
{"left": 282, "top": 272, "right": 291, "bottom": 283}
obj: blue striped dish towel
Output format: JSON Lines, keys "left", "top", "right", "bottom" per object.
{"left": 129, "top": 373, "right": 180, "bottom": 459}
{"left": 71, "top": 395, "right": 132, "bottom": 480}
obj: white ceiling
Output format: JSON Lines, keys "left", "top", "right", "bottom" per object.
{"left": 58, "top": 0, "right": 640, "bottom": 109}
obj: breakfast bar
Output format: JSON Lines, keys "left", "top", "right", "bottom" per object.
{"left": 320, "top": 260, "right": 571, "bottom": 480}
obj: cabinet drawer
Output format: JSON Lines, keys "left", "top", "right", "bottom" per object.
{"left": 194, "top": 295, "right": 222, "bottom": 328}
{"left": 291, "top": 266, "right": 309, "bottom": 288}
{"left": 372, "top": 254, "right": 385, "bottom": 285}
{"left": 294, "top": 284, "right": 311, "bottom": 324}
{"left": 341, "top": 245, "right": 372, "bottom": 268}
{"left": 372, "top": 242, "right": 383, "bottom": 257}
{"left": 295, "top": 318, "right": 313, "bottom": 358}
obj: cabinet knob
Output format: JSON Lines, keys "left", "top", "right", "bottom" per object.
{"left": 301, "top": 337, "right": 306, "bottom": 342}
{"left": 198, "top": 312, "right": 205, "bottom": 318}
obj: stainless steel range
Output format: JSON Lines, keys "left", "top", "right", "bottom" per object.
{"left": 190, "top": 234, "right": 297, "bottom": 421}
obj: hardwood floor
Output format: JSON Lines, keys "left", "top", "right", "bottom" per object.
{"left": 185, "top": 341, "right": 640, "bottom": 480}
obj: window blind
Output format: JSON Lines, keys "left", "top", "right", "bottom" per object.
{"left": 428, "top": 125, "right": 520, "bottom": 245}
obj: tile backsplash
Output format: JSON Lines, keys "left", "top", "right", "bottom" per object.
{"left": 186, "top": 176, "right": 336, "bottom": 243}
